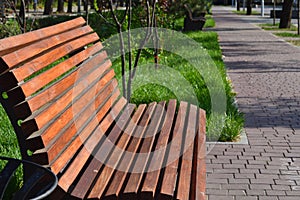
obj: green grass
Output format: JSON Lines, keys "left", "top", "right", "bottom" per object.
{"left": 204, "top": 14, "right": 215, "bottom": 28}
{"left": 288, "top": 40, "right": 300, "bottom": 46}
{"left": 274, "top": 32, "right": 300, "bottom": 37}
{"left": 233, "top": 10, "right": 260, "bottom": 15}
{"left": 259, "top": 23, "right": 298, "bottom": 31}
{"left": 0, "top": 104, "right": 22, "bottom": 199}
{"left": 111, "top": 30, "right": 243, "bottom": 142}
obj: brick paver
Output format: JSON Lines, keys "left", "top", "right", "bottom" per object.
{"left": 206, "top": 6, "right": 300, "bottom": 199}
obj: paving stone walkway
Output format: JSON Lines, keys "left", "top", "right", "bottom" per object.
{"left": 206, "top": 6, "right": 300, "bottom": 200}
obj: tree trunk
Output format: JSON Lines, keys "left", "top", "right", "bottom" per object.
{"left": 57, "top": 0, "right": 65, "bottom": 13}
{"left": 44, "top": 0, "right": 54, "bottom": 15}
{"left": 246, "top": 0, "right": 252, "bottom": 15}
{"left": 67, "top": 0, "right": 73, "bottom": 13}
{"left": 19, "top": 0, "right": 26, "bottom": 33}
{"left": 279, "top": 0, "right": 293, "bottom": 28}
{"left": 237, "top": 0, "right": 240, "bottom": 11}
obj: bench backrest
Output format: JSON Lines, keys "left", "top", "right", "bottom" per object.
{"left": 0, "top": 17, "right": 123, "bottom": 174}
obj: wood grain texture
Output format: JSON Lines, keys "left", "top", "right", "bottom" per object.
{"left": 20, "top": 52, "right": 111, "bottom": 136}
{"left": 0, "top": 17, "right": 86, "bottom": 57}
{"left": 56, "top": 90, "right": 122, "bottom": 191}
{"left": 27, "top": 70, "right": 116, "bottom": 150}
{"left": 195, "top": 109, "right": 206, "bottom": 200}
{"left": 176, "top": 104, "right": 197, "bottom": 200}
{"left": 88, "top": 103, "right": 150, "bottom": 199}
{"left": 13, "top": 49, "right": 108, "bottom": 120}
{"left": 159, "top": 101, "right": 188, "bottom": 199}
{"left": 140, "top": 100, "right": 177, "bottom": 199}
{"left": 69, "top": 102, "right": 135, "bottom": 198}
{"left": 119, "top": 101, "right": 166, "bottom": 199}
{"left": 1, "top": 26, "right": 95, "bottom": 71}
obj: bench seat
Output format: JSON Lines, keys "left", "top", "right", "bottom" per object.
{"left": 0, "top": 17, "right": 206, "bottom": 200}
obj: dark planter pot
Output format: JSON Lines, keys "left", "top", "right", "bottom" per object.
{"left": 183, "top": 16, "right": 206, "bottom": 32}
{"left": 192, "top": 11, "right": 206, "bottom": 18}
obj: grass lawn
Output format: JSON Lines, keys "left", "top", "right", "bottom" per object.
{"left": 288, "top": 40, "right": 300, "bottom": 46}
{"left": 204, "top": 14, "right": 216, "bottom": 28}
{"left": 232, "top": 10, "right": 260, "bottom": 15}
{"left": 259, "top": 23, "right": 298, "bottom": 31}
{"left": 274, "top": 32, "right": 300, "bottom": 38}
{"left": 110, "top": 30, "right": 243, "bottom": 142}
{"left": 0, "top": 105, "right": 22, "bottom": 199}
{"left": 259, "top": 22, "right": 300, "bottom": 47}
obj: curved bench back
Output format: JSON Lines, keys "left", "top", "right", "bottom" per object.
{"left": 0, "top": 17, "right": 123, "bottom": 174}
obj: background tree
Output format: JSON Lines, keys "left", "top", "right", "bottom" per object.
{"left": 44, "top": 0, "right": 54, "bottom": 14}
{"left": 95, "top": 0, "right": 158, "bottom": 100}
{"left": 279, "top": 0, "right": 293, "bottom": 28}
{"left": 247, "top": 0, "right": 252, "bottom": 15}
{"left": 67, "top": 0, "right": 73, "bottom": 12}
{"left": 57, "top": 0, "right": 65, "bottom": 13}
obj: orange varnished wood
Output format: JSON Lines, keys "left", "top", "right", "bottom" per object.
{"left": 176, "top": 104, "right": 197, "bottom": 200}
{"left": 68, "top": 102, "right": 135, "bottom": 197}
{"left": 35, "top": 79, "right": 118, "bottom": 164}
{"left": 140, "top": 100, "right": 177, "bottom": 199}
{"left": 13, "top": 39, "right": 102, "bottom": 84}
{"left": 20, "top": 52, "right": 111, "bottom": 134}
{"left": 87, "top": 103, "right": 156, "bottom": 199}
{"left": 119, "top": 101, "right": 166, "bottom": 199}
{"left": 26, "top": 69, "right": 116, "bottom": 151}
{"left": 0, "top": 17, "right": 86, "bottom": 57}
{"left": 13, "top": 50, "right": 108, "bottom": 120}
{"left": 19, "top": 39, "right": 102, "bottom": 98}
{"left": 50, "top": 97, "right": 131, "bottom": 175}
{"left": 56, "top": 90, "right": 122, "bottom": 191}
{"left": 159, "top": 101, "right": 188, "bottom": 199}
{"left": 194, "top": 109, "right": 206, "bottom": 200}
{"left": 31, "top": 87, "right": 121, "bottom": 165}
{"left": 59, "top": 102, "right": 145, "bottom": 193}
{"left": 0, "top": 26, "right": 95, "bottom": 71}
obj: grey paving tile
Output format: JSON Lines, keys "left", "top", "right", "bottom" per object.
{"left": 206, "top": 6, "right": 300, "bottom": 199}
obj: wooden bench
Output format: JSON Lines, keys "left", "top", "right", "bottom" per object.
{"left": 0, "top": 17, "right": 206, "bottom": 200}
{"left": 183, "top": 4, "right": 206, "bottom": 32}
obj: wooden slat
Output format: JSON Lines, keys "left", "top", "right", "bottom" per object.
{"left": 20, "top": 52, "right": 110, "bottom": 136}
{"left": 31, "top": 87, "right": 121, "bottom": 165}
{"left": 12, "top": 49, "right": 108, "bottom": 120}
{"left": 1, "top": 40, "right": 101, "bottom": 98}
{"left": 14, "top": 36, "right": 102, "bottom": 84}
{"left": 26, "top": 69, "right": 116, "bottom": 152}
{"left": 57, "top": 102, "right": 145, "bottom": 192}
{"left": 0, "top": 17, "right": 86, "bottom": 57}
{"left": 0, "top": 26, "right": 96, "bottom": 72}
{"left": 83, "top": 103, "right": 148, "bottom": 199}
{"left": 51, "top": 97, "right": 130, "bottom": 175}
{"left": 65, "top": 102, "right": 136, "bottom": 198}
{"left": 117, "top": 101, "right": 166, "bottom": 199}
{"left": 176, "top": 104, "right": 198, "bottom": 200}
{"left": 159, "top": 101, "right": 188, "bottom": 199}
{"left": 33, "top": 79, "right": 118, "bottom": 164}
{"left": 86, "top": 103, "right": 156, "bottom": 199}
{"left": 194, "top": 109, "right": 206, "bottom": 200}
{"left": 140, "top": 99, "right": 177, "bottom": 199}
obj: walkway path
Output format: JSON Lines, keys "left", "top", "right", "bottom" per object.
{"left": 206, "top": 6, "right": 300, "bottom": 200}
